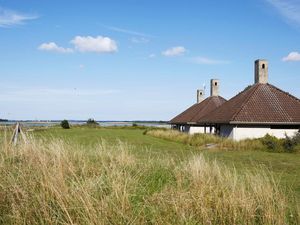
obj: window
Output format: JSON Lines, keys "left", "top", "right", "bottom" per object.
{"left": 215, "top": 82, "right": 218, "bottom": 86}
{"left": 262, "top": 64, "right": 265, "bottom": 69}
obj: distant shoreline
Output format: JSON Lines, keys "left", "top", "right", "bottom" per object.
{"left": 0, "top": 120, "right": 171, "bottom": 128}
{"left": 2, "top": 120, "right": 168, "bottom": 123}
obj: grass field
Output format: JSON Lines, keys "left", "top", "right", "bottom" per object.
{"left": 34, "top": 126, "right": 300, "bottom": 200}
{"left": 0, "top": 126, "right": 299, "bottom": 224}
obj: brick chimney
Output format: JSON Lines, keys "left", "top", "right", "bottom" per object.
{"left": 255, "top": 59, "right": 268, "bottom": 84}
{"left": 210, "top": 79, "right": 219, "bottom": 96}
{"left": 197, "top": 89, "right": 205, "bottom": 103}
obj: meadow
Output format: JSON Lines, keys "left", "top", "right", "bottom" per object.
{"left": 0, "top": 126, "right": 299, "bottom": 224}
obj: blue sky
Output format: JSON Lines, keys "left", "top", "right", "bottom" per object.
{"left": 0, "top": 0, "right": 300, "bottom": 120}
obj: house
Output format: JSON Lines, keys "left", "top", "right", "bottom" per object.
{"left": 170, "top": 79, "right": 227, "bottom": 134}
{"left": 200, "top": 59, "right": 300, "bottom": 140}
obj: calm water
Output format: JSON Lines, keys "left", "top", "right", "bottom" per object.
{"left": 0, "top": 121, "right": 171, "bottom": 128}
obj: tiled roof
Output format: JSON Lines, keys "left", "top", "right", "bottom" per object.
{"left": 200, "top": 83, "right": 300, "bottom": 124}
{"left": 170, "top": 96, "right": 226, "bottom": 124}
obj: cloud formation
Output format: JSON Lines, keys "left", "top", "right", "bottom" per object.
{"left": 104, "top": 25, "right": 154, "bottom": 38}
{"left": 71, "top": 36, "right": 118, "bottom": 53}
{"left": 282, "top": 51, "right": 300, "bottom": 61}
{"left": 266, "top": 0, "right": 300, "bottom": 25}
{"left": 162, "top": 46, "right": 186, "bottom": 57}
{"left": 38, "top": 42, "right": 74, "bottom": 53}
{"left": 131, "top": 37, "right": 149, "bottom": 44}
{"left": 0, "top": 7, "right": 38, "bottom": 27}
{"left": 189, "top": 57, "right": 230, "bottom": 65}
{"left": 39, "top": 36, "right": 118, "bottom": 54}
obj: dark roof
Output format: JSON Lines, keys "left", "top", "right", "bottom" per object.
{"left": 201, "top": 83, "right": 300, "bottom": 125}
{"left": 170, "top": 96, "right": 227, "bottom": 124}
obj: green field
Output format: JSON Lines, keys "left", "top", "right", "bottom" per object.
{"left": 34, "top": 126, "right": 300, "bottom": 200}
{"left": 1, "top": 126, "right": 299, "bottom": 224}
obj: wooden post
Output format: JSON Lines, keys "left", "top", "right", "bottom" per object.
{"left": 11, "top": 122, "right": 27, "bottom": 146}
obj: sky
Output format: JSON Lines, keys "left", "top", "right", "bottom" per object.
{"left": 0, "top": 0, "right": 300, "bottom": 120}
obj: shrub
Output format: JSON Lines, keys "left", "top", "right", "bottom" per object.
{"left": 86, "top": 118, "right": 99, "bottom": 127}
{"left": 260, "top": 134, "right": 283, "bottom": 152}
{"left": 283, "top": 132, "right": 300, "bottom": 153}
{"left": 60, "top": 119, "right": 70, "bottom": 129}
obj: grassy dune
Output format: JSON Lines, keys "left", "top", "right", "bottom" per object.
{"left": 0, "top": 127, "right": 299, "bottom": 224}
{"left": 0, "top": 135, "right": 299, "bottom": 224}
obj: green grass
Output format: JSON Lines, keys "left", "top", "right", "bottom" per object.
{"left": 32, "top": 127, "right": 198, "bottom": 160}
{"left": 0, "top": 126, "right": 299, "bottom": 224}
{"left": 31, "top": 126, "right": 300, "bottom": 201}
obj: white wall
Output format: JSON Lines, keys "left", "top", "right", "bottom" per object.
{"left": 189, "top": 126, "right": 205, "bottom": 134}
{"left": 220, "top": 125, "right": 299, "bottom": 141}
{"left": 184, "top": 125, "right": 216, "bottom": 135}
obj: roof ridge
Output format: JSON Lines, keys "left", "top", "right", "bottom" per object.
{"left": 189, "top": 101, "right": 208, "bottom": 121}
{"left": 190, "top": 96, "right": 214, "bottom": 121}
{"left": 266, "top": 84, "right": 294, "bottom": 121}
{"left": 268, "top": 83, "right": 300, "bottom": 103}
{"left": 195, "top": 96, "right": 227, "bottom": 122}
{"left": 231, "top": 84, "right": 260, "bottom": 121}
{"left": 170, "top": 103, "right": 197, "bottom": 123}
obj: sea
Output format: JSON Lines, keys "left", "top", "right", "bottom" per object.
{"left": 0, "top": 121, "right": 171, "bottom": 128}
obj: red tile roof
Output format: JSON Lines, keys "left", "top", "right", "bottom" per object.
{"left": 200, "top": 83, "right": 300, "bottom": 125}
{"left": 170, "top": 96, "right": 227, "bottom": 124}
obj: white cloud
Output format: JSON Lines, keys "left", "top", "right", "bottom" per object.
{"left": 189, "top": 57, "right": 230, "bottom": 65}
{"left": 104, "top": 25, "right": 154, "bottom": 38}
{"left": 162, "top": 46, "right": 186, "bottom": 57}
{"left": 38, "top": 42, "right": 74, "bottom": 53}
{"left": 148, "top": 53, "right": 156, "bottom": 58}
{"left": 131, "top": 37, "right": 149, "bottom": 44}
{"left": 282, "top": 51, "right": 300, "bottom": 61}
{"left": 0, "top": 7, "right": 38, "bottom": 27}
{"left": 71, "top": 36, "right": 118, "bottom": 53}
{"left": 265, "top": 0, "right": 300, "bottom": 25}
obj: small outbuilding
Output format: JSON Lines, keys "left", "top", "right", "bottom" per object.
{"left": 170, "top": 79, "right": 226, "bottom": 134}
{"left": 201, "top": 60, "right": 300, "bottom": 140}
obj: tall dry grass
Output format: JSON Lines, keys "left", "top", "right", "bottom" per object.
{"left": 145, "top": 129, "right": 264, "bottom": 151}
{"left": 0, "top": 135, "right": 298, "bottom": 224}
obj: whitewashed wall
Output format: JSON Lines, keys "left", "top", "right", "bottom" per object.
{"left": 183, "top": 125, "right": 215, "bottom": 134}
{"left": 220, "top": 125, "right": 299, "bottom": 141}
{"left": 189, "top": 126, "right": 205, "bottom": 134}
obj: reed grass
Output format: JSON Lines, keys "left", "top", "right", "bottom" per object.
{"left": 0, "top": 135, "right": 298, "bottom": 224}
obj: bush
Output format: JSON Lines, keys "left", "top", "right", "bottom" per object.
{"left": 60, "top": 119, "right": 70, "bottom": 129}
{"left": 260, "top": 134, "right": 283, "bottom": 152}
{"left": 86, "top": 118, "right": 99, "bottom": 127}
{"left": 260, "top": 132, "right": 300, "bottom": 153}
{"left": 283, "top": 132, "right": 300, "bottom": 153}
